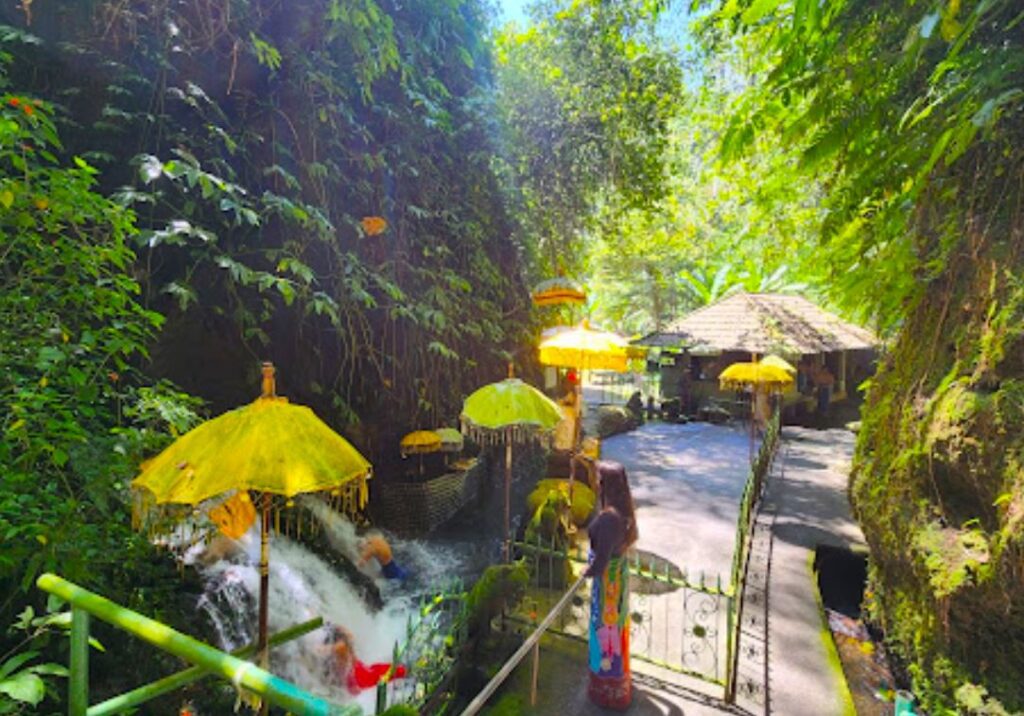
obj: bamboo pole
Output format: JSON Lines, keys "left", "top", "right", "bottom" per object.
{"left": 70, "top": 607, "right": 89, "bottom": 716}
{"left": 36, "top": 574, "right": 356, "bottom": 716}
{"left": 503, "top": 437, "right": 512, "bottom": 563}
{"left": 86, "top": 618, "right": 323, "bottom": 716}
{"left": 259, "top": 493, "right": 271, "bottom": 665}
{"left": 530, "top": 641, "right": 540, "bottom": 706}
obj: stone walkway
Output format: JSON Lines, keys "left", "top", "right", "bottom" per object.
{"left": 482, "top": 422, "right": 865, "bottom": 715}
{"left": 761, "top": 427, "right": 864, "bottom": 716}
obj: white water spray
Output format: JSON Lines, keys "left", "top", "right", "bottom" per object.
{"left": 191, "top": 514, "right": 405, "bottom": 710}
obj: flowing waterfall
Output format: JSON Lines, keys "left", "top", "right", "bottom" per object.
{"left": 190, "top": 502, "right": 476, "bottom": 711}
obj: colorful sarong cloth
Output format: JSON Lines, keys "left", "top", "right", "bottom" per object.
{"left": 588, "top": 552, "right": 631, "bottom": 709}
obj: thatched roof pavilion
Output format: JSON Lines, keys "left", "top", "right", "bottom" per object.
{"left": 635, "top": 292, "right": 877, "bottom": 356}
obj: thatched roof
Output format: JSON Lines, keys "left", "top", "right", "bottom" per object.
{"left": 634, "top": 293, "right": 877, "bottom": 355}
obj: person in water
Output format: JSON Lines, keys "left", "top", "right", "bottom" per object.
{"left": 358, "top": 530, "right": 409, "bottom": 581}
{"left": 323, "top": 625, "right": 407, "bottom": 694}
{"left": 585, "top": 460, "right": 638, "bottom": 710}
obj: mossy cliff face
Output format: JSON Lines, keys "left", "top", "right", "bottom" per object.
{"left": 852, "top": 235, "right": 1024, "bottom": 712}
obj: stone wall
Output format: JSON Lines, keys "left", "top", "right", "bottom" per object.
{"left": 372, "top": 459, "right": 483, "bottom": 535}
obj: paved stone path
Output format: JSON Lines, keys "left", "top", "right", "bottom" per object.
{"left": 600, "top": 421, "right": 754, "bottom": 587}
{"left": 761, "top": 427, "right": 864, "bottom": 716}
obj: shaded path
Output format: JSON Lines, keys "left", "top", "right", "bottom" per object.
{"left": 600, "top": 422, "right": 755, "bottom": 586}
{"left": 761, "top": 427, "right": 864, "bottom": 716}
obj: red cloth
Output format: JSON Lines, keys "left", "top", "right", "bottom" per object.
{"left": 346, "top": 660, "right": 407, "bottom": 693}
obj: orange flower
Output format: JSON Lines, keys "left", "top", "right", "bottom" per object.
{"left": 108, "top": 371, "right": 120, "bottom": 383}
{"left": 361, "top": 216, "right": 388, "bottom": 236}
{"left": 22, "top": 104, "right": 33, "bottom": 116}
{"left": 8, "top": 97, "right": 20, "bottom": 107}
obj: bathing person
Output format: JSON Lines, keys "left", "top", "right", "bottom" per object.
{"left": 358, "top": 530, "right": 409, "bottom": 581}
{"left": 585, "top": 460, "right": 638, "bottom": 710}
{"left": 322, "top": 625, "right": 407, "bottom": 693}
{"left": 195, "top": 534, "right": 243, "bottom": 566}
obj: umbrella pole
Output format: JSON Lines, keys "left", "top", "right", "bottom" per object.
{"left": 503, "top": 438, "right": 512, "bottom": 563}
{"left": 749, "top": 392, "right": 756, "bottom": 464}
{"left": 568, "top": 379, "right": 582, "bottom": 502}
{"left": 258, "top": 493, "right": 271, "bottom": 710}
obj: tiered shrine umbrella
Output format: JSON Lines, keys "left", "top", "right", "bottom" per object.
{"left": 132, "top": 363, "right": 371, "bottom": 681}
{"left": 400, "top": 429, "right": 442, "bottom": 476}
{"left": 433, "top": 427, "right": 464, "bottom": 467}
{"left": 461, "top": 368, "right": 563, "bottom": 561}
{"left": 432, "top": 427, "right": 464, "bottom": 453}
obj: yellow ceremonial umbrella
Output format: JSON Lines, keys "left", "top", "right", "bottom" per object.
{"left": 760, "top": 354, "right": 797, "bottom": 375}
{"left": 432, "top": 427, "right": 465, "bottom": 469}
{"left": 531, "top": 276, "right": 586, "bottom": 307}
{"left": 718, "top": 362, "right": 795, "bottom": 391}
{"left": 539, "top": 321, "right": 631, "bottom": 493}
{"left": 400, "top": 430, "right": 442, "bottom": 455}
{"left": 433, "top": 427, "right": 464, "bottom": 453}
{"left": 461, "top": 368, "right": 563, "bottom": 561}
{"left": 400, "top": 430, "right": 442, "bottom": 475}
{"left": 132, "top": 363, "right": 371, "bottom": 676}
{"left": 719, "top": 361, "right": 794, "bottom": 460}
{"left": 538, "top": 320, "right": 630, "bottom": 372}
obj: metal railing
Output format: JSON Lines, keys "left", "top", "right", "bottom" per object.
{"left": 458, "top": 574, "right": 587, "bottom": 716}
{"left": 36, "top": 573, "right": 359, "bottom": 716}
{"left": 400, "top": 407, "right": 783, "bottom": 712}
{"left": 375, "top": 579, "right": 468, "bottom": 714}
{"left": 495, "top": 407, "right": 782, "bottom": 705}
{"left": 725, "top": 408, "right": 780, "bottom": 701}
{"left": 515, "top": 538, "right": 729, "bottom": 687}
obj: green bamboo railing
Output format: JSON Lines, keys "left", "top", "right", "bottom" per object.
{"left": 87, "top": 618, "right": 324, "bottom": 716}
{"left": 37, "top": 573, "right": 360, "bottom": 716}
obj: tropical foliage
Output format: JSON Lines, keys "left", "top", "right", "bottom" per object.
{"left": 494, "top": 0, "right": 682, "bottom": 277}
{"left": 1, "top": 0, "right": 1021, "bottom": 711}
{"left": 0, "top": 0, "right": 529, "bottom": 448}
{"left": 584, "top": 49, "right": 821, "bottom": 334}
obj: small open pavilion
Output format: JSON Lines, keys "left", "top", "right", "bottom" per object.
{"left": 635, "top": 292, "right": 878, "bottom": 418}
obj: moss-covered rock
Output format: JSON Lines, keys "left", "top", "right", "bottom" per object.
{"left": 595, "top": 405, "right": 639, "bottom": 438}
{"left": 466, "top": 562, "right": 529, "bottom": 638}
{"left": 852, "top": 256, "right": 1024, "bottom": 712}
